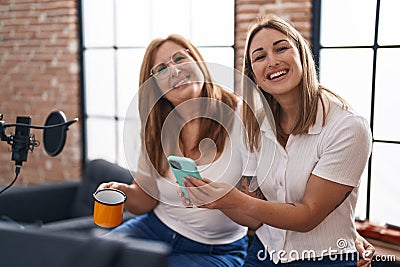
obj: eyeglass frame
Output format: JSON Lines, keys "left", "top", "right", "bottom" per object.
{"left": 150, "top": 49, "right": 191, "bottom": 80}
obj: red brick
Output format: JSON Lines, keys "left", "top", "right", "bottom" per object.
{"left": 0, "top": 0, "right": 81, "bottom": 185}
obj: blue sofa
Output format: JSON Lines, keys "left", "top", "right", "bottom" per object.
{"left": 0, "top": 159, "right": 134, "bottom": 232}
{"left": 0, "top": 159, "right": 171, "bottom": 267}
{"left": 0, "top": 159, "right": 170, "bottom": 267}
{"left": 0, "top": 222, "right": 170, "bottom": 267}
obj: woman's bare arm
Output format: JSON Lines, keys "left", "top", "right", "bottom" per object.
{"left": 186, "top": 174, "right": 353, "bottom": 232}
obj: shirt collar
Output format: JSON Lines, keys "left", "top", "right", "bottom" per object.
{"left": 260, "top": 115, "right": 277, "bottom": 141}
{"left": 260, "top": 96, "right": 327, "bottom": 137}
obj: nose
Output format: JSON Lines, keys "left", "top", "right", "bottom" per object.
{"left": 169, "top": 64, "right": 181, "bottom": 77}
{"left": 267, "top": 55, "right": 280, "bottom": 68}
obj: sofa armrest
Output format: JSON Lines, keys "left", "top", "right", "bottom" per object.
{"left": 71, "top": 159, "right": 134, "bottom": 217}
{"left": 0, "top": 181, "right": 80, "bottom": 224}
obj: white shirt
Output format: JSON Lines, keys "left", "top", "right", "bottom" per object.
{"left": 253, "top": 95, "right": 372, "bottom": 263}
{"left": 137, "top": 102, "right": 253, "bottom": 244}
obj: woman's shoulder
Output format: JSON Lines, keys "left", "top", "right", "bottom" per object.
{"left": 324, "top": 98, "right": 371, "bottom": 141}
{"left": 323, "top": 93, "right": 368, "bottom": 124}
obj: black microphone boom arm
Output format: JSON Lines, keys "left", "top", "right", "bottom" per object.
{"left": 0, "top": 111, "right": 78, "bottom": 163}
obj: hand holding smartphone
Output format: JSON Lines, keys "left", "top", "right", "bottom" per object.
{"left": 167, "top": 155, "right": 202, "bottom": 201}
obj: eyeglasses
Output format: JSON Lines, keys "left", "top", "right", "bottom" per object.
{"left": 150, "top": 49, "right": 190, "bottom": 80}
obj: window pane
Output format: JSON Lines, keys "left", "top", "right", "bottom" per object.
{"left": 117, "top": 120, "right": 124, "bottom": 167}
{"left": 198, "top": 47, "right": 234, "bottom": 92}
{"left": 191, "top": 0, "right": 234, "bottom": 46}
{"left": 82, "top": 0, "right": 114, "bottom": 47}
{"left": 116, "top": 48, "right": 146, "bottom": 118}
{"left": 355, "top": 169, "right": 369, "bottom": 221}
{"left": 370, "top": 143, "right": 400, "bottom": 226}
{"left": 320, "top": 0, "right": 376, "bottom": 46}
{"left": 87, "top": 118, "right": 116, "bottom": 162}
{"left": 198, "top": 47, "right": 234, "bottom": 67}
{"left": 378, "top": 0, "right": 400, "bottom": 45}
{"left": 319, "top": 48, "right": 373, "bottom": 121}
{"left": 373, "top": 48, "right": 400, "bottom": 141}
{"left": 122, "top": 113, "right": 141, "bottom": 172}
{"left": 84, "top": 49, "right": 115, "bottom": 117}
{"left": 115, "top": 0, "right": 151, "bottom": 46}
{"left": 151, "top": 0, "right": 191, "bottom": 38}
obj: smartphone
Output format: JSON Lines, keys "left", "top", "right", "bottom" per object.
{"left": 167, "top": 155, "right": 202, "bottom": 200}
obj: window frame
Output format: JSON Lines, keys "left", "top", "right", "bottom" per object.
{"left": 312, "top": 0, "right": 400, "bottom": 231}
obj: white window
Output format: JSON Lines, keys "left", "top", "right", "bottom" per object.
{"left": 316, "top": 0, "right": 400, "bottom": 227}
{"left": 81, "top": 0, "right": 235, "bottom": 171}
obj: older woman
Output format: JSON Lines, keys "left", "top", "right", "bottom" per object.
{"left": 97, "top": 34, "right": 251, "bottom": 267}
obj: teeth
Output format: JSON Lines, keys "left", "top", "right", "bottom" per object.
{"left": 269, "top": 70, "right": 287, "bottom": 80}
{"left": 173, "top": 78, "right": 188, "bottom": 88}
{"left": 175, "top": 80, "right": 185, "bottom": 87}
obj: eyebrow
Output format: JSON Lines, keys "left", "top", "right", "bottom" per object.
{"left": 251, "top": 39, "right": 290, "bottom": 55}
{"left": 251, "top": 47, "right": 263, "bottom": 55}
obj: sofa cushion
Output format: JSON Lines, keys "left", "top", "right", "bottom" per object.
{"left": 71, "top": 159, "right": 134, "bottom": 217}
{"left": 42, "top": 212, "right": 135, "bottom": 233}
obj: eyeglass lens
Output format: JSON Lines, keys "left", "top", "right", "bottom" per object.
{"left": 152, "top": 50, "right": 188, "bottom": 79}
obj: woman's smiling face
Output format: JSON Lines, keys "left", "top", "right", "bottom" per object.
{"left": 249, "top": 28, "right": 303, "bottom": 97}
{"left": 153, "top": 41, "right": 204, "bottom": 106}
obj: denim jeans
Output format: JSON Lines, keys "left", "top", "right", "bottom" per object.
{"left": 109, "top": 211, "right": 248, "bottom": 267}
{"left": 244, "top": 235, "right": 358, "bottom": 267}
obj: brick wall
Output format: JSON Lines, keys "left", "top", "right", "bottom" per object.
{"left": 0, "top": 0, "right": 81, "bottom": 186}
{"left": 0, "top": 0, "right": 312, "bottom": 187}
{"left": 235, "top": 0, "right": 312, "bottom": 70}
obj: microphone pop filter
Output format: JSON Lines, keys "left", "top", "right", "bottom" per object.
{"left": 43, "top": 111, "right": 67, "bottom": 157}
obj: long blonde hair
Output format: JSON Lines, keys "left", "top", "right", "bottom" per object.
{"left": 138, "top": 34, "right": 237, "bottom": 176}
{"left": 242, "top": 15, "right": 346, "bottom": 151}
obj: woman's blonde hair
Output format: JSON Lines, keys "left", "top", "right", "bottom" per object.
{"left": 241, "top": 15, "right": 346, "bottom": 150}
{"left": 138, "top": 34, "right": 237, "bottom": 176}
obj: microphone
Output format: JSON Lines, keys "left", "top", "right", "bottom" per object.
{"left": 11, "top": 116, "right": 32, "bottom": 166}
{"left": 0, "top": 111, "right": 78, "bottom": 194}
